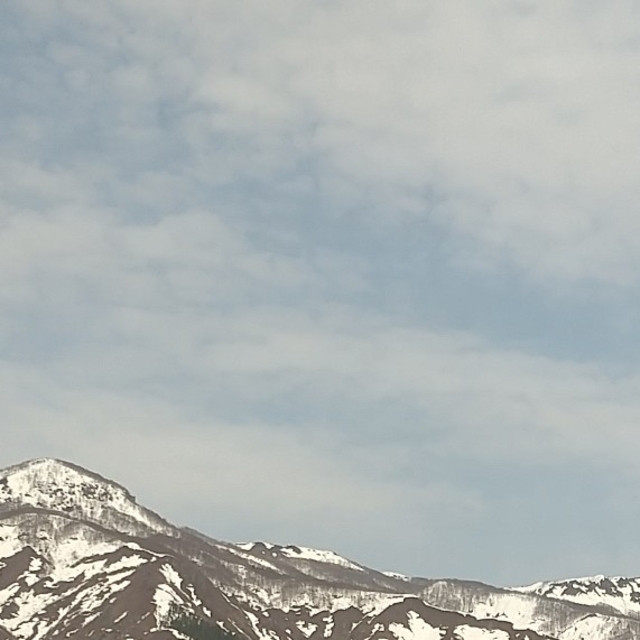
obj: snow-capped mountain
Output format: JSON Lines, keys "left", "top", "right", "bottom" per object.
{"left": 0, "top": 458, "right": 637, "bottom": 640}
{"left": 513, "top": 575, "right": 640, "bottom": 618}
{"left": 0, "top": 458, "right": 174, "bottom": 538}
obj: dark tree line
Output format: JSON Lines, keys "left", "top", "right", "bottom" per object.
{"left": 167, "top": 604, "right": 238, "bottom": 640}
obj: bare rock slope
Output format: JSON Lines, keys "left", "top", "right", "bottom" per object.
{"left": 0, "top": 459, "right": 637, "bottom": 640}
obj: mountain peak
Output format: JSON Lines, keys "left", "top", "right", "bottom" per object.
{"left": 0, "top": 457, "right": 175, "bottom": 538}
{"left": 0, "top": 458, "right": 128, "bottom": 493}
{"left": 0, "top": 457, "right": 134, "bottom": 507}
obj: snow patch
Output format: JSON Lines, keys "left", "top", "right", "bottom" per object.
{"left": 456, "top": 626, "right": 510, "bottom": 640}
{"left": 388, "top": 612, "right": 443, "bottom": 640}
{"left": 279, "top": 545, "right": 364, "bottom": 572}
{"left": 0, "top": 458, "right": 174, "bottom": 538}
{"left": 382, "top": 571, "right": 411, "bottom": 582}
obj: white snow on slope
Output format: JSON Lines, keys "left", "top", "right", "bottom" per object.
{"left": 388, "top": 612, "right": 443, "bottom": 640}
{"left": 456, "top": 626, "right": 510, "bottom": 640}
{"left": 154, "top": 564, "right": 187, "bottom": 625}
{"left": 555, "top": 613, "right": 623, "bottom": 640}
{"left": 467, "top": 592, "right": 538, "bottom": 632}
{"left": 221, "top": 544, "right": 285, "bottom": 573}
{"left": 513, "top": 575, "right": 640, "bottom": 618}
{"left": 0, "top": 458, "right": 174, "bottom": 537}
{"left": 279, "top": 545, "right": 365, "bottom": 572}
{"left": 0, "top": 542, "right": 155, "bottom": 640}
{"left": 382, "top": 571, "right": 411, "bottom": 581}
{"left": 236, "top": 542, "right": 364, "bottom": 572}
{"left": 0, "top": 523, "right": 23, "bottom": 560}
{"left": 237, "top": 542, "right": 276, "bottom": 551}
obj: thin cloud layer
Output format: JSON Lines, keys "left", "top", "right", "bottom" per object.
{"left": 8, "top": 1, "right": 640, "bottom": 287}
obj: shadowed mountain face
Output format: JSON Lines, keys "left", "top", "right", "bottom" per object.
{"left": 0, "top": 459, "right": 637, "bottom": 640}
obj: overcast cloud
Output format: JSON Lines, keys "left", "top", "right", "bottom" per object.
{"left": 3, "top": 0, "right": 640, "bottom": 585}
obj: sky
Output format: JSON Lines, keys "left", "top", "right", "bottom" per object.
{"left": 3, "top": 0, "right": 640, "bottom": 587}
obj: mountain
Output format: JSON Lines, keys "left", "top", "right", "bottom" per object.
{"left": 0, "top": 458, "right": 637, "bottom": 640}
{"left": 514, "top": 575, "right": 640, "bottom": 618}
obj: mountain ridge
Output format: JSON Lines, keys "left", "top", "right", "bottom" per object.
{"left": 0, "top": 457, "right": 176, "bottom": 540}
{"left": 0, "top": 457, "right": 636, "bottom": 640}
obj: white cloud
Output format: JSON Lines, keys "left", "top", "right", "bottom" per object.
{"left": 0, "top": 165, "right": 638, "bottom": 480}
{"left": 34, "top": 0, "right": 637, "bottom": 285}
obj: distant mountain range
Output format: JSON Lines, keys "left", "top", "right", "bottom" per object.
{"left": 0, "top": 458, "right": 638, "bottom": 639}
